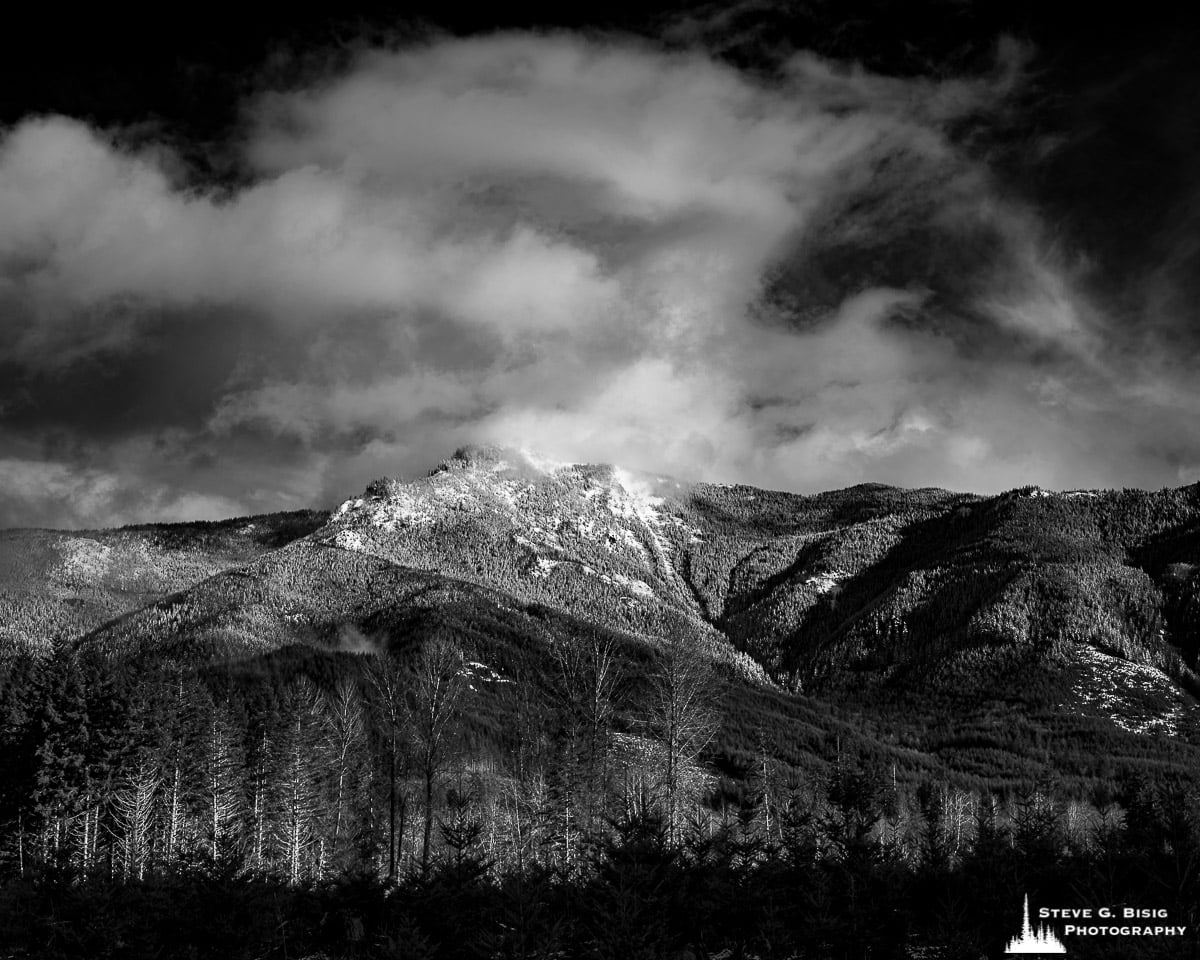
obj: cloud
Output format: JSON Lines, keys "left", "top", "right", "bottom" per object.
{"left": 0, "top": 30, "right": 1196, "bottom": 528}
{"left": 336, "top": 623, "right": 382, "bottom": 654}
{"left": 0, "top": 455, "right": 246, "bottom": 529}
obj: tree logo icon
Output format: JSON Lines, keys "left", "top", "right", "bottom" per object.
{"left": 1005, "top": 895, "right": 1067, "bottom": 954}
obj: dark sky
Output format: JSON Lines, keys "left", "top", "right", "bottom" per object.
{"left": 2, "top": 2, "right": 1199, "bottom": 527}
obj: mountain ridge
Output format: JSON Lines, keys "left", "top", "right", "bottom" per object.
{"left": 4, "top": 447, "right": 1200, "bottom": 789}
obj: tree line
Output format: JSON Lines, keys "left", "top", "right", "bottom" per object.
{"left": 0, "top": 628, "right": 723, "bottom": 885}
{"left": 1, "top": 636, "right": 1199, "bottom": 959}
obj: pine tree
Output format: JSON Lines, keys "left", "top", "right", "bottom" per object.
{"left": 29, "top": 655, "right": 91, "bottom": 868}
{"left": 0, "top": 653, "right": 40, "bottom": 877}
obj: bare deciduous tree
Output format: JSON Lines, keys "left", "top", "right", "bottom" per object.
{"left": 320, "top": 676, "right": 366, "bottom": 873}
{"left": 204, "top": 703, "right": 243, "bottom": 867}
{"left": 366, "top": 653, "right": 411, "bottom": 881}
{"left": 552, "top": 631, "right": 623, "bottom": 831}
{"left": 112, "top": 760, "right": 160, "bottom": 881}
{"left": 648, "top": 632, "right": 720, "bottom": 844}
{"left": 411, "top": 635, "right": 468, "bottom": 875}
{"left": 276, "top": 678, "right": 322, "bottom": 883}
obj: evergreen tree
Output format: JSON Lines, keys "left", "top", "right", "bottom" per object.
{"left": 0, "top": 653, "right": 39, "bottom": 876}
{"left": 29, "top": 655, "right": 92, "bottom": 868}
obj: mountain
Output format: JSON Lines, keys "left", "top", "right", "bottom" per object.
{"left": 5, "top": 445, "right": 1200, "bottom": 789}
{"left": 0, "top": 510, "right": 327, "bottom": 656}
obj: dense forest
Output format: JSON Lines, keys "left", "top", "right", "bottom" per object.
{"left": 2, "top": 638, "right": 1199, "bottom": 960}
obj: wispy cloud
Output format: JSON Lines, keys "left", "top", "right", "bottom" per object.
{"left": 0, "top": 29, "right": 1195, "bottom": 527}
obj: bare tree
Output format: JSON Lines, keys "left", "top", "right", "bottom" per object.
{"left": 754, "top": 726, "right": 782, "bottom": 845}
{"left": 553, "top": 632, "right": 623, "bottom": 819}
{"left": 411, "top": 635, "right": 468, "bottom": 876}
{"left": 162, "top": 669, "right": 191, "bottom": 865}
{"left": 247, "top": 726, "right": 271, "bottom": 873}
{"left": 648, "top": 632, "right": 720, "bottom": 844}
{"left": 319, "top": 677, "right": 366, "bottom": 873}
{"left": 366, "top": 653, "right": 411, "bottom": 882}
{"left": 507, "top": 656, "right": 551, "bottom": 790}
{"left": 946, "top": 787, "right": 974, "bottom": 860}
{"left": 204, "top": 703, "right": 243, "bottom": 867}
{"left": 69, "top": 797, "right": 102, "bottom": 873}
{"left": 275, "top": 678, "right": 322, "bottom": 883}
{"left": 112, "top": 760, "right": 160, "bottom": 880}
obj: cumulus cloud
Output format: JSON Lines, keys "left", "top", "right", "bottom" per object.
{"left": 0, "top": 29, "right": 1195, "bottom": 528}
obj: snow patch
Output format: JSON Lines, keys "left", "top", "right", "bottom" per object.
{"left": 333, "top": 497, "right": 364, "bottom": 517}
{"left": 530, "top": 557, "right": 561, "bottom": 579}
{"left": 609, "top": 468, "right": 679, "bottom": 581}
{"left": 529, "top": 523, "right": 562, "bottom": 547}
{"left": 609, "top": 527, "right": 651, "bottom": 558}
{"left": 611, "top": 573, "right": 655, "bottom": 599}
{"left": 804, "top": 571, "right": 846, "bottom": 594}
{"left": 334, "top": 529, "right": 369, "bottom": 552}
{"left": 54, "top": 537, "right": 113, "bottom": 581}
{"left": 489, "top": 479, "right": 522, "bottom": 510}
{"left": 372, "top": 491, "right": 439, "bottom": 528}
{"left": 464, "top": 661, "right": 511, "bottom": 684}
{"left": 1067, "top": 645, "right": 1184, "bottom": 737}
{"left": 660, "top": 512, "right": 704, "bottom": 544}
{"left": 333, "top": 488, "right": 441, "bottom": 529}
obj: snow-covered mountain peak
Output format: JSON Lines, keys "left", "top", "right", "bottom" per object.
{"left": 326, "top": 448, "right": 691, "bottom": 544}
{"left": 431, "top": 444, "right": 582, "bottom": 479}
{"left": 309, "top": 448, "right": 744, "bottom": 673}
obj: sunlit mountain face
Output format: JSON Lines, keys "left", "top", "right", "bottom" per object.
{"left": 4, "top": 445, "right": 1198, "bottom": 789}
{"left": 0, "top": 3, "right": 1199, "bottom": 530}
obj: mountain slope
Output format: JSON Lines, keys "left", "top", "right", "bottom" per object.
{"left": 10, "top": 445, "right": 1200, "bottom": 788}
{"left": 0, "top": 511, "right": 327, "bottom": 655}
{"left": 69, "top": 450, "right": 1200, "bottom": 719}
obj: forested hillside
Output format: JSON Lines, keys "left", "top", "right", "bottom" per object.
{"left": 4, "top": 447, "right": 1200, "bottom": 790}
{"left": 2, "top": 635, "right": 1199, "bottom": 959}
{"left": 3, "top": 448, "right": 1200, "bottom": 957}
{"left": 0, "top": 511, "right": 328, "bottom": 655}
